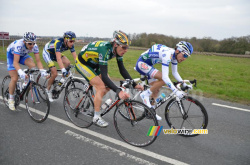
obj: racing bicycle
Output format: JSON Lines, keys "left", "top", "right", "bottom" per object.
{"left": 36, "top": 65, "right": 86, "bottom": 100}
{"left": 63, "top": 79, "right": 158, "bottom": 147}
{"left": 1, "top": 69, "right": 50, "bottom": 123}
{"left": 122, "top": 75, "right": 208, "bottom": 137}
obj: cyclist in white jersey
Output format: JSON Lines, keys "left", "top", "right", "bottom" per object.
{"left": 135, "top": 41, "right": 193, "bottom": 120}
{"left": 6, "top": 32, "right": 48, "bottom": 111}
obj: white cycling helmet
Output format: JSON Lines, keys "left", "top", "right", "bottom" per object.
{"left": 176, "top": 41, "right": 193, "bottom": 56}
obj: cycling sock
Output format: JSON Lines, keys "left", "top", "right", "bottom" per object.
{"left": 94, "top": 111, "right": 101, "bottom": 118}
{"left": 9, "top": 94, "right": 14, "bottom": 100}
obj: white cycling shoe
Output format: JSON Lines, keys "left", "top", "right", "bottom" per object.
{"left": 93, "top": 116, "right": 109, "bottom": 128}
{"left": 46, "top": 89, "right": 54, "bottom": 102}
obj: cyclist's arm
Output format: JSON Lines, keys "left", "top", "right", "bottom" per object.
{"left": 171, "top": 63, "right": 183, "bottom": 82}
{"left": 117, "top": 60, "right": 137, "bottom": 87}
{"left": 56, "top": 52, "right": 64, "bottom": 69}
{"left": 34, "top": 53, "right": 44, "bottom": 70}
{"left": 71, "top": 51, "right": 77, "bottom": 61}
{"left": 161, "top": 53, "right": 177, "bottom": 92}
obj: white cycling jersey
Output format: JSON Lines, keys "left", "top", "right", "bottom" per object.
{"left": 137, "top": 44, "right": 183, "bottom": 92}
{"left": 7, "top": 39, "right": 39, "bottom": 56}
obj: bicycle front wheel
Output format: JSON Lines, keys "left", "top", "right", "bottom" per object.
{"left": 65, "top": 78, "right": 86, "bottom": 92}
{"left": 114, "top": 100, "right": 158, "bottom": 147}
{"left": 1, "top": 75, "right": 11, "bottom": 107}
{"left": 64, "top": 88, "right": 94, "bottom": 128}
{"left": 165, "top": 96, "right": 208, "bottom": 137}
{"left": 25, "top": 83, "right": 50, "bottom": 123}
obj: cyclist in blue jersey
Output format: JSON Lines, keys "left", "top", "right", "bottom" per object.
{"left": 42, "top": 31, "right": 77, "bottom": 102}
{"left": 135, "top": 41, "right": 194, "bottom": 120}
{"left": 6, "top": 32, "right": 48, "bottom": 111}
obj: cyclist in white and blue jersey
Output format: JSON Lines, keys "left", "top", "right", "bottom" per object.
{"left": 135, "top": 41, "right": 193, "bottom": 120}
{"left": 6, "top": 32, "right": 48, "bottom": 111}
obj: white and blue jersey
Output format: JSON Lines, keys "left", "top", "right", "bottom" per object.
{"left": 6, "top": 39, "right": 39, "bottom": 71}
{"left": 135, "top": 44, "right": 183, "bottom": 92}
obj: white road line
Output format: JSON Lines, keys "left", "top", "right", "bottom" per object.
{"left": 65, "top": 130, "right": 156, "bottom": 165}
{"left": 0, "top": 62, "right": 4, "bottom": 64}
{"left": 0, "top": 96, "right": 188, "bottom": 165}
{"left": 212, "top": 103, "right": 250, "bottom": 112}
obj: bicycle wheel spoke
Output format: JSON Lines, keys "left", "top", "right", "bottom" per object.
{"left": 64, "top": 88, "right": 93, "bottom": 128}
{"left": 165, "top": 96, "right": 208, "bottom": 137}
{"left": 114, "top": 100, "right": 158, "bottom": 147}
{"left": 26, "top": 84, "right": 50, "bottom": 123}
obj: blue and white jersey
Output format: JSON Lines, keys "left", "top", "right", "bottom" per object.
{"left": 7, "top": 39, "right": 39, "bottom": 56}
{"left": 140, "top": 44, "right": 177, "bottom": 66}
{"left": 136, "top": 44, "right": 183, "bottom": 92}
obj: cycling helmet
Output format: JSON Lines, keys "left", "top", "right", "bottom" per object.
{"left": 23, "top": 32, "right": 36, "bottom": 42}
{"left": 113, "top": 30, "right": 129, "bottom": 46}
{"left": 63, "top": 31, "right": 76, "bottom": 40}
{"left": 176, "top": 41, "right": 193, "bottom": 56}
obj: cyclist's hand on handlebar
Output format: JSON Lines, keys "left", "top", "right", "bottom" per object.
{"left": 61, "top": 68, "right": 69, "bottom": 77}
{"left": 119, "top": 91, "right": 130, "bottom": 100}
{"left": 175, "top": 90, "right": 186, "bottom": 99}
{"left": 17, "top": 69, "right": 28, "bottom": 80}
{"left": 134, "top": 84, "right": 144, "bottom": 91}
{"left": 40, "top": 69, "right": 50, "bottom": 79}
{"left": 183, "top": 83, "right": 193, "bottom": 90}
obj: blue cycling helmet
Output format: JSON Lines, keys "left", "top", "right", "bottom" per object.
{"left": 23, "top": 32, "right": 36, "bottom": 42}
{"left": 63, "top": 31, "right": 76, "bottom": 40}
{"left": 176, "top": 41, "right": 193, "bottom": 56}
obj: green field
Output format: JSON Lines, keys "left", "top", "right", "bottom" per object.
{"left": 1, "top": 45, "right": 250, "bottom": 105}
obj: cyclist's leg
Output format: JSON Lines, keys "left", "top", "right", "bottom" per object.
{"left": 75, "top": 59, "right": 109, "bottom": 127}
{"left": 23, "top": 57, "right": 36, "bottom": 69}
{"left": 149, "top": 71, "right": 165, "bottom": 94}
{"left": 42, "top": 47, "right": 57, "bottom": 90}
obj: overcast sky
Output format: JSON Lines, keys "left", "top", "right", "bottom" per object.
{"left": 1, "top": 0, "right": 249, "bottom": 40}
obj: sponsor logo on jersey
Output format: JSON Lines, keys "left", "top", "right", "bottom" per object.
{"left": 140, "top": 63, "right": 149, "bottom": 70}
{"left": 162, "top": 54, "right": 166, "bottom": 57}
{"left": 148, "top": 52, "right": 159, "bottom": 58}
{"left": 17, "top": 46, "right": 22, "bottom": 52}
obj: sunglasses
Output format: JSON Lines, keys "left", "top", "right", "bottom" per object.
{"left": 68, "top": 40, "right": 75, "bottom": 43}
{"left": 26, "top": 42, "right": 36, "bottom": 46}
{"left": 179, "top": 52, "right": 189, "bottom": 58}
{"left": 119, "top": 45, "right": 129, "bottom": 50}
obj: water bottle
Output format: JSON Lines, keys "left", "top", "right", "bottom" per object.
{"left": 17, "top": 80, "right": 23, "bottom": 92}
{"left": 101, "top": 99, "right": 112, "bottom": 110}
{"left": 22, "top": 77, "right": 29, "bottom": 89}
{"left": 155, "top": 93, "right": 166, "bottom": 103}
{"left": 58, "top": 77, "right": 65, "bottom": 86}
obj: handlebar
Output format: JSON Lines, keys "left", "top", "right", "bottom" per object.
{"left": 45, "top": 64, "right": 74, "bottom": 73}
{"left": 174, "top": 79, "right": 196, "bottom": 91}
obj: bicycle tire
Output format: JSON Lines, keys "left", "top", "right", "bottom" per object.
{"left": 36, "top": 72, "right": 50, "bottom": 89}
{"left": 64, "top": 88, "right": 94, "bottom": 128}
{"left": 114, "top": 100, "right": 158, "bottom": 147}
{"left": 65, "top": 78, "right": 86, "bottom": 92}
{"left": 165, "top": 96, "right": 208, "bottom": 137}
{"left": 25, "top": 83, "right": 50, "bottom": 123}
{"left": 1, "top": 75, "right": 11, "bottom": 107}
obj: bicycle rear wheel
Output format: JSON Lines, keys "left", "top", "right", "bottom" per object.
{"left": 25, "top": 83, "right": 50, "bottom": 123}
{"left": 64, "top": 88, "right": 94, "bottom": 128}
{"left": 114, "top": 100, "right": 158, "bottom": 147}
{"left": 165, "top": 96, "right": 208, "bottom": 137}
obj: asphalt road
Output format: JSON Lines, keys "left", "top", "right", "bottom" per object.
{"left": 0, "top": 61, "right": 250, "bottom": 165}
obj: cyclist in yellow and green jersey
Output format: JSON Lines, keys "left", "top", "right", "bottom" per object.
{"left": 75, "top": 30, "right": 143, "bottom": 127}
